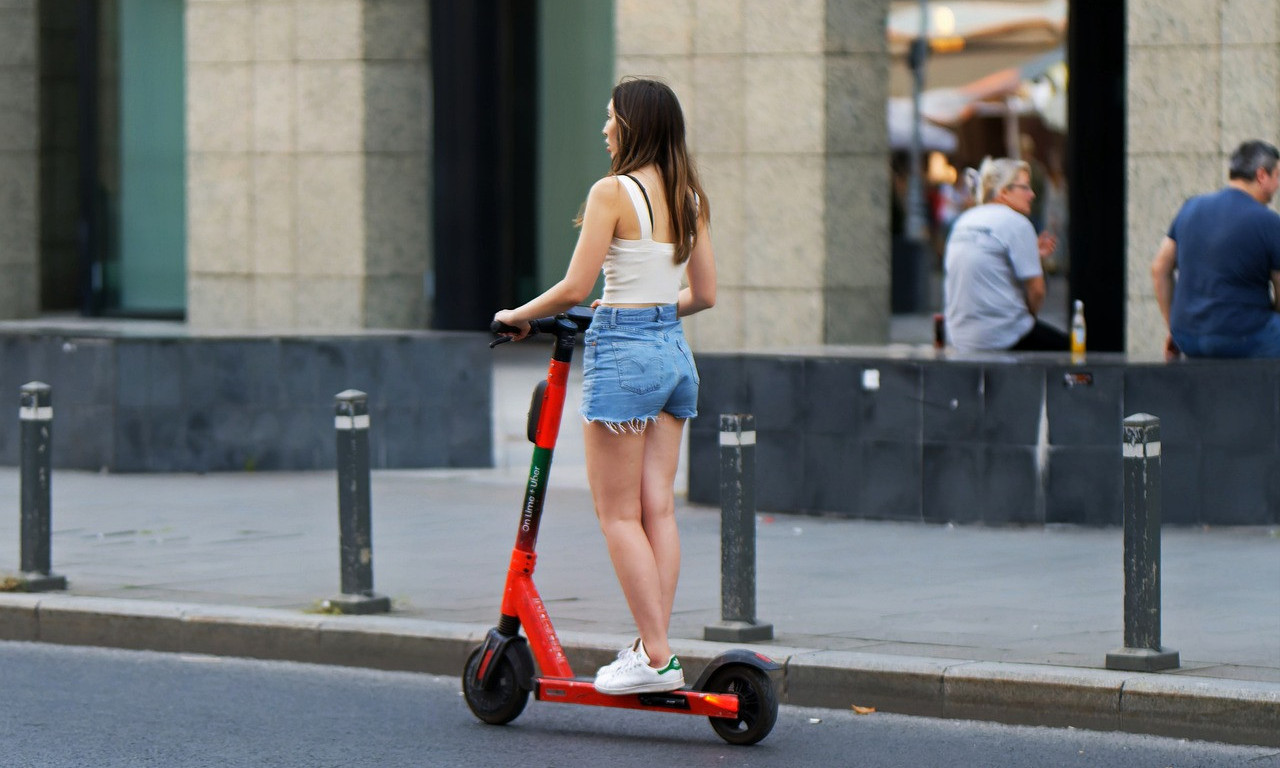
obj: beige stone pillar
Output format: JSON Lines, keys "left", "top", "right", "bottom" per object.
{"left": 0, "top": 0, "right": 39, "bottom": 320}
{"left": 615, "top": 0, "right": 890, "bottom": 349}
{"left": 1126, "top": 0, "right": 1280, "bottom": 357}
{"left": 824, "top": 0, "right": 892, "bottom": 345}
{"left": 186, "top": 0, "right": 430, "bottom": 331}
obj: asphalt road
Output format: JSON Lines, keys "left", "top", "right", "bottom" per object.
{"left": 2, "top": 641, "right": 1276, "bottom": 768}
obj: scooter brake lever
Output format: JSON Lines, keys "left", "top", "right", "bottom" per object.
{"left": 489, "top": 319, "right": 522, "bottom": 348}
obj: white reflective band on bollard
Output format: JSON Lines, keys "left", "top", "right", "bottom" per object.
{"left": 19, "top": 406, "right": 53, "bottom": 421}
{"left": 1122, "top": 441, "right": 1160, "bottom": 458}
{"left": 719, "top": 429, "right": 757, "bottom": 447}
{"left": 334, "top": 414, "right": 371, "bottom": 431}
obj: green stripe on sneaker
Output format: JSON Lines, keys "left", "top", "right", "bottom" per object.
{"left": 657, "top": 656, "right": 681, "bottom": 674}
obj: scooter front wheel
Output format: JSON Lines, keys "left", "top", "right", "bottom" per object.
{"left": 462, "top": 645, "right": 530, "bottom": 725}
{"left": 705, "top": 664, "right": 778, "bottom": 745}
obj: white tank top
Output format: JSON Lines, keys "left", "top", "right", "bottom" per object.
{"left": 600, "top": 175, "right": 686, "bottom": 305}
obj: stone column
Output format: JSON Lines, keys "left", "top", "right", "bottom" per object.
{"left": 1125, "top": 0, "right": 1280, "bottom": 358}
{"left": 615, "top": 0, "right": 890, "bottom": 349}
{"left": 0, "top": 1, "right": 39, "bottom": 320}
{"left": 823, "top": 0, "right": 892, "bottom": 345}
{"left": 186, "top": 0, "right": 430, "bottom": 331}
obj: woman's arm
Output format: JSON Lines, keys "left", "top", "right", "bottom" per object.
{"left": 677, "top": 215, "right": 716, "bottom": 317}
{"left": 494, "top": 177, "right": 621, "bottom": 335}
{"left": 1022, "top": 275, "right": 1046, "bottom": 317}
{"left": 1009, "top": 214, "right": 1045, "bottom": 317}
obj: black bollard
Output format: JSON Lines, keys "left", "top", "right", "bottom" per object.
{"left": 324, "top": 390, "right": 390, "bottom": 614}
{"left": 704, "top": 414, "right": 773, "bottom": 642}
{"left": 1105, "top": 413, "right": 1178, "bottom": 671}
{"left": 17, "top": 383, "right": 66, "bottom": 591}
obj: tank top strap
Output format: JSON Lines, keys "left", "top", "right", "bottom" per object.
{"left": 616, "top": 174, "right": 653, "bottom": 241}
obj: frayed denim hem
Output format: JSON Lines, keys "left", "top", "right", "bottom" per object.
{"left": 583, "top": 415, "right": 659, "bottom": 435}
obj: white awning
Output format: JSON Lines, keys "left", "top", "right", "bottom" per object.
{"left": 887, "top": 98, "right": 958, "bottom": 152}
{"left": 887, "top": 0, "right": 1066, "bottom": 52}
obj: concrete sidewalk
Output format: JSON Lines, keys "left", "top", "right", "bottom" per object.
{"left": 0, "top": 340, "right": 1277, "bottom": 746}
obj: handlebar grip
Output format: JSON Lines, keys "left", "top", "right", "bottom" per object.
{"left": 490, "top": 319, "right": 525, "bottom": 335}
{"left": 489, "top": 307, "right": 593, "bottom": 348}
{"left": 489, "top": 319, "right": 527, "bottom": 348}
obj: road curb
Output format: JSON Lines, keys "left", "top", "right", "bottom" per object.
{"left": 0, "top": 595, "right": 1276, "bottom": 747}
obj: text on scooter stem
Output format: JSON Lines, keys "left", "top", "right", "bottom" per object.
{"left": 522, "top": 466, "right": 541, "bottom": 532}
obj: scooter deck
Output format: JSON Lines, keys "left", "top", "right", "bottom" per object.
{"left": 534, "top": 677, "right": 740, "bottom": 718}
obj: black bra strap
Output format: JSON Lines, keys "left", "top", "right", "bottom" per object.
{"left": 622, "top": 174, "right": 655, "bottom": 228}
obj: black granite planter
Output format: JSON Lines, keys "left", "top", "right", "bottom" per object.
{"left": 0, "top": 328, "right": 491, "bottom": 473}
{"left": 690, "top": 348, "right": 1279, "bottom": 527}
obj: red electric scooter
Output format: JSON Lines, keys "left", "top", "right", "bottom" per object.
{"left": 463, "top": 308, "right": 779, "bottom": 745}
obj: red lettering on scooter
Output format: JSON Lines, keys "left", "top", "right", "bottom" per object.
{"left": 530, "top": 595, "right": 567, "bottom": 667}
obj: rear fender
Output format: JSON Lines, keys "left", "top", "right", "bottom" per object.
{"left": 691, "top": 649, "right": 783, "bottom": 690}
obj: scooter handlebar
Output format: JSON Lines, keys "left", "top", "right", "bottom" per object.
{"left": 489, "top": 306, "right": 594, "bottom": 347}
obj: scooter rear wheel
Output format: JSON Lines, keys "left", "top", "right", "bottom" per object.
{"left": 462, "top": 645, "right": 529, "bottom": 725}
{"left": 705, "top": 664, "right": 778, "bottom": 745}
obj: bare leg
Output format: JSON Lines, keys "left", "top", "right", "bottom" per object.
{"left": 585, "top": 414, "right": 686, "bottom": 667}
{"left": 639, "top": 414, "right": 685, "bottom": 641}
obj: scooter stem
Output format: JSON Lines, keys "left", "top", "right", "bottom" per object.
{"left": 513, "top": 357, "right": 569, "bottom": 553}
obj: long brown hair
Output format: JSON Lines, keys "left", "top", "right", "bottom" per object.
{"left": 609, "top": 78, "right": 709, "bottom": 264}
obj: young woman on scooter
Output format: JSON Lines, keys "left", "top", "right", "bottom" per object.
{"left": 492, "top": 77, "right": 717, "bottom": 695}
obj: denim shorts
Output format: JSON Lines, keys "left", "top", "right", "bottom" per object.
{"left": 580, "top": 304, "right": 699, "bottom": 428}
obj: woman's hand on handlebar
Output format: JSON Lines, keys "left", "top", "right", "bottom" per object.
{"left": 492, "top": 309, "right": 531, "bottom": 341}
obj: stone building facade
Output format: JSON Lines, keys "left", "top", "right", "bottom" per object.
{"left": 185, "top": 0, "right": 431, "bottom": 330}
{"left": 0, "top": 1, "right": 38, "bottom": 320}
{"left": 4, "top": 1, "right": 1280, "bottom": 355}
{"left": 1125, "top": 0, "right": 1280, "bottom": 359}
{"left": 616, "top": 1, "right": 893, "bottom": 349}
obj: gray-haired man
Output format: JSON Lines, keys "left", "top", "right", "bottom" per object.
{"left": 1151, "top": 140, "right": 1280, "bottom": 359}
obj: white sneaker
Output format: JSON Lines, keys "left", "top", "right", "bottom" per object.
{"left": 594, "top": 638, "right": 642, "bottom": 680}
{"left": 593, "top": 639, "right": 684, "bottom": 695}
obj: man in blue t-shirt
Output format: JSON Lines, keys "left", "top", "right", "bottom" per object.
{"left": 1152, "top": 140, "right": 1280, "bottom": 359}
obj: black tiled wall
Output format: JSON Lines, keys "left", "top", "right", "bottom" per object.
{"left": 0, "top": 331, "right": 491, "bottom": 472}
{"left": 691, "top": 353, "right": 1280, "bottom": 526}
